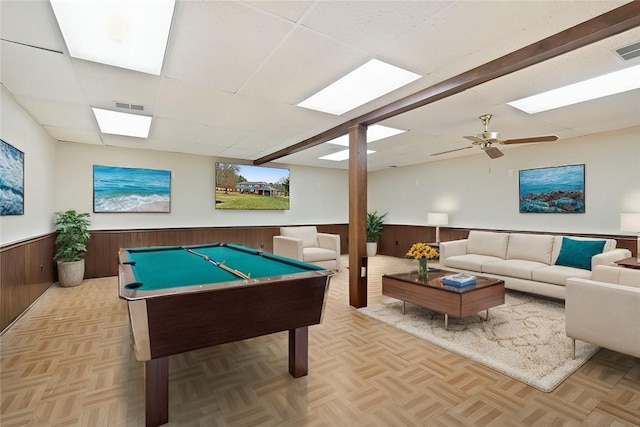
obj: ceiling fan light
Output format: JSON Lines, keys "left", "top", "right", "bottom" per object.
{"left": 481, "top": 132, "right": 501, "bottom": 143}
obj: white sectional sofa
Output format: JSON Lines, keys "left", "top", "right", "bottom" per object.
{"left": 440, "top": 230, "right": 631, "bottom": 300}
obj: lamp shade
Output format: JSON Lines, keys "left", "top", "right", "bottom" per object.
{"left": 427, "top": 212, "right": 449, "bottom": 226}
{"left": 621, "top": 213, "right": 640, "bottom": 232}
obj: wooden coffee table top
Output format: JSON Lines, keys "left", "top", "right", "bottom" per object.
{"left": 382, "top": 268, "right": 504, "bottom": 293}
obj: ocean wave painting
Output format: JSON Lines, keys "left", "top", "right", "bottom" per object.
{"left": 0, "top": 139, "right": 24, "bottom": 216}
{"left": 93, "top": 165, "right": 171, "bottom": 213}
{"left": 519, "top": 164, "right": 585, "bottom": 213}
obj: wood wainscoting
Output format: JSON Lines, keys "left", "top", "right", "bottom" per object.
{"left": 1, "top": 234, "right": 57, "bottom": 332}
{"left": 2, "top": 224, "right": 634, "bottom": 333}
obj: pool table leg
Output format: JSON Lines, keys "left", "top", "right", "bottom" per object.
{"left": 145, "top": 357, "right": 169, "bottom": 427}
{"left": 288, "top": 327, "right": 308, "bottom": 378}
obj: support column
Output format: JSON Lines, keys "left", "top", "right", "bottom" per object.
{"left": 348, "top": 124, "right": 368, "bottom": 308}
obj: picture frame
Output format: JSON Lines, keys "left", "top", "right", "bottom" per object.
{"left": 93, "top": 165, "right": 171, "bottom": 213}
{"left": 519, "top": 164, "right": 585, "bottom": 213}
{"left": 215, "top": 162, "right": 290, "bottom": 210}
{"left": 0, "top": 139, "right": 25, "bottom": 216}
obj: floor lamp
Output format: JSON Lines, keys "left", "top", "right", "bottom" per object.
{"left": 621, "top": 213, "right": 640, "bottom": 262}
{"left": 427, "top": 212, "right": 449, "bottom": 244}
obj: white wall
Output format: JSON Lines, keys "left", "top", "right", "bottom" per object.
{"left": 3, "top": 88, "right": 638, "bottom": 245}
{"left": 0, "top": 88, "right": 57, "bottom": 245}
{"left": 55, "top": 143, "right": 350, "bottom": 230}
{"left": 369, "top": 126, "right": 640, "bottom": 235}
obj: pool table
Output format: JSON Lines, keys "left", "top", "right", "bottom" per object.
{"left": 118, "top": 243, "right": 333, "bottom": 427}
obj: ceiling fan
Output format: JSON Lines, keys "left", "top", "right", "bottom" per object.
{"left": 432, "top": 114, "right": 558, "bottom": 159}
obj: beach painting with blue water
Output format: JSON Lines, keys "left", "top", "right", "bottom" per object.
{"left": 0, "top": 139, "right": 24, "bottom": 216}
{"left": 519, "top": 164, "right": 585, "bottom": 213}
{"left": 93, "top": 165, "right": 171, "bottom": 213}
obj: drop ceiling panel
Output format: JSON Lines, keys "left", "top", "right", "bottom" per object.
{"left": 0, "top": 1, "right": 63, "bottom": 52}
{"left": 253, "top": 105, "right": 345, "bottom": 143}
{"left": 193, "top": 126, "right": 250, "bottom": 147}
{"left": 1, "top": 41, "right": 85, "bottom": 104}
{"left": 72, "top": 60, "right": 162, "bottom": 112}
{"left": 43, "top": 126, "right": 102, "bottom": 145}
{"left": 149, "top": 117, "right": 206, "bottom": 144}
{"left": 163, "top": 1, "right": 294, "bottom": 93}
{"left": 299, "top": 1, "right": 451, "bottom": 55}
{"left": 155, "top": 78, "right": 288, "bottom": 131}
{"left": 101, "top": 134, "right": 152, "bottom": 151}
{"left": 16, "top": 96, "right": 96, "bottom": 130}
{"left": 246, "top": 1, "right": 312, "bottom": 23}
{"left": 238, "top": 26, "right": 365, "bottom": 104}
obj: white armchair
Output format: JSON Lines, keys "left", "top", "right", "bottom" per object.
{"left": 566, "top": 265, "right": 640, "bottom": 358}
{"left": 273, "top": 226, "right": 341, "bottom": 270}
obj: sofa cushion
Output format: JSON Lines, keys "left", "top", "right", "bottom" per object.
{"left": 466, "top": 231, "right": 509, "bottom": 259}
{"left": 303, "top": 247, "right": 337, "bottom": 263}
{"left": 555, "top": 237, "right": 605, "bottom": 270}
{"left": 281, "top": 226, "right": 318, "bottom": 248}
{"left": 532, "top": 264, "right": 592, "bottom": 286}
{"left": 620, "top": 269, "right": 640, "bottom": 288}
{"left": 592, "top": 265, "right": 640, "bottom": 288}
{"left": 482, "top": 259, "right": 548, "bottom": 280}
{"left": 443, "top": 254, "right": 502, "bottom": 271}
{"left": 551, "top": 236, "right": 616, "bottom": 263}
{"left": 506, "top": 233, "right": 554, "bottom": 264}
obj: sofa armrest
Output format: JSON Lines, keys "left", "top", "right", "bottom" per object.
{"left": 273, "top": 236, "right": 304, "bottom": 261}
{"left": 439, "top": 239, "right": 468, "bottom": 260}
{"left": 591, "top": 248, "right": 632, "bottom": 269}
{"left": 566, "top": 278, "right": 640, "bottom": 357}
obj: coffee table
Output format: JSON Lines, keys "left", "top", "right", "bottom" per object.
{"left": 382, "top": 268, "right": 505, "bottom": 330}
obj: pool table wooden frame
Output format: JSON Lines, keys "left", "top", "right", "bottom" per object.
{"left": 118, "top": 246, "right": 333, "bottom": 427}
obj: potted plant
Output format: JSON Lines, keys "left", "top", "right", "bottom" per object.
{"left": 54, "top": 210, "right": 91, "bottom": 287}
{"left": 366, "top": 210, "right": 388, "bottom": 256}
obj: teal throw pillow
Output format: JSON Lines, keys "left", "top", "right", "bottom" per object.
{"left": 555, "top": 237, "right": 605, "bottom": 270}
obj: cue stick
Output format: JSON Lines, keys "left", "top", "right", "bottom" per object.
{"left": 183, "top": 248, "right": 251, "bottom": 280}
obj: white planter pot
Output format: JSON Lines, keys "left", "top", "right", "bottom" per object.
{"left": 366, "top": 242, "right": 378, "bottom": 257}
{"left": 57, "top": 259, "right": 85, "bottom": 287}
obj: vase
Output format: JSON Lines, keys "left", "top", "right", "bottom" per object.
{"left": 417, "top": 258, "right": 428, "bottom": 276}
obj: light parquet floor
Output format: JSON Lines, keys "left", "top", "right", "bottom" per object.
{"left": 1, "top": 255, "right": 639, "bottom": 426}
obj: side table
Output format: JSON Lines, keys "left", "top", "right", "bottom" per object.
{"left": 615, "top": 257, "right": 640, "bottom": 270}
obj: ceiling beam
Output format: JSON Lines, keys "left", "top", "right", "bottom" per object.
{"left": 254, "top": 1, "right": 640, "bottom": 165}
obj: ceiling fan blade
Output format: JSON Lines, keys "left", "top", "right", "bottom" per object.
{"left": 431, "top": 146, "right": 473, "bottom": 156}
{"left": 502, "top": 135, "right": 558, "bottom": 144}
{"left": 484, "top": 146, "right": 504, "bottom": 159}
{"left": 464, "top": 135, "right": 485, "bottom": 144}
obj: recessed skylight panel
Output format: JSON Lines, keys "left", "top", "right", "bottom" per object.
{"left": 508, "top": 64, "right": 640, "bottom": 114}
{"left": 298, "top": 59, "right": 421, "bottom": 115}
{"left": 92, "top": 108, "right": 152, "bottom": 138}
{"left": 325, "top": 125, "right": 406, "bottom": 147}
{"left": 320, "top": 149, "right": 375, "bottom": 162}
{"left": 50, "top": 0, "right": 175, "bottom": 75}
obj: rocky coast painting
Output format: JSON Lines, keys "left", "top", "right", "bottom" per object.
{"left": 0, "top": 139, "right": 24, "bottom": 216}
{"left": 93, "top": 165, "right": 171, "bottom": 213}
{"left": 519, "top": 164, "right": 585, "bottom": 213}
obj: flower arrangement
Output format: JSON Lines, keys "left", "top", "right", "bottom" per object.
{"left": 406, "top": 242, "right": 439, "bottom": 260}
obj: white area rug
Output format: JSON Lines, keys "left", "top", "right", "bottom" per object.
{"left": 358, "top": 291, "right": 599, "bottom": 392}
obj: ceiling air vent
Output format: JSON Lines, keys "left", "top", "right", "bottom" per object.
{"left": 616, "top": 41, "right": 640, "bottom": 61}
{"left": 114, "top": 101, "right": 145, "bottom": 111}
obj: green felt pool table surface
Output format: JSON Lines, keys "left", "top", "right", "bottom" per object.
{"left": 121, "top": 243, "right": 325, "bottom": 292}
